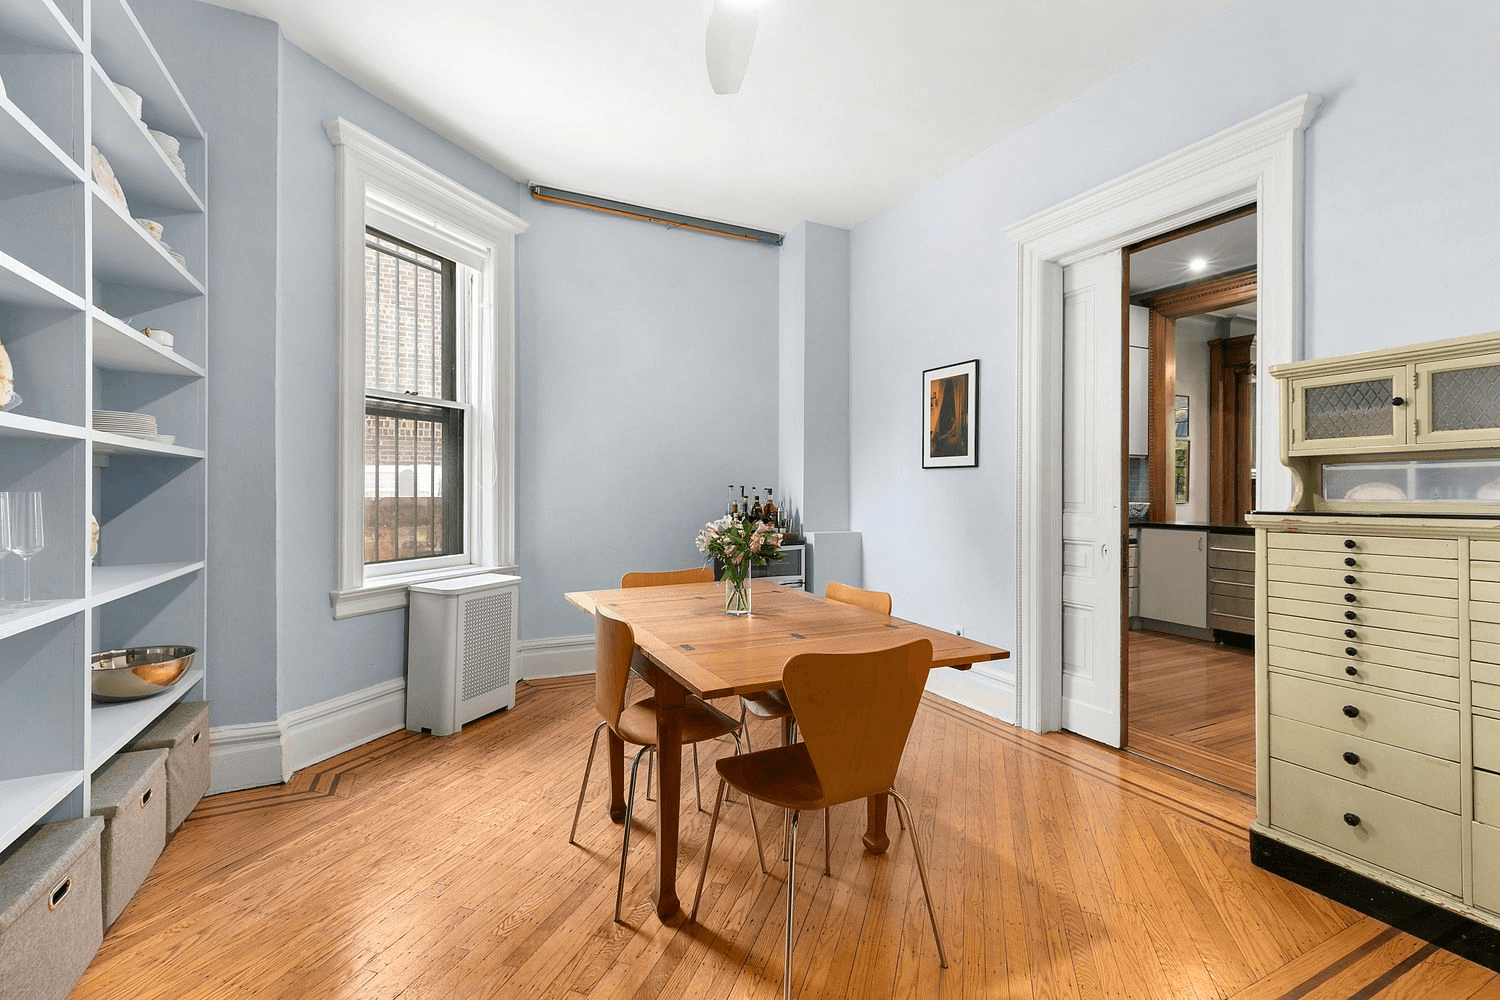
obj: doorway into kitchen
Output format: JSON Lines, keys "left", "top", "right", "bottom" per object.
{"left": 1123, "top": 206, "right": 1257, "bottom": 795}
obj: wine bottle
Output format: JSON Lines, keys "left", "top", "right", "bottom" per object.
{"left": 764, "top": 488, "right": 778, "bottom": 530}
{"left": 750, "top": 494, "right": 763, "bottom": 522}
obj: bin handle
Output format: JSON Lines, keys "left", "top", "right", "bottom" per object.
{"left": 141, "top": 787, "right": 153, "bottom": 808}
{"left": 191, "top": 730, "right": 201, "bottom": 746}
{"left": 49, "top": 876, "right": 72, "bottom": 910}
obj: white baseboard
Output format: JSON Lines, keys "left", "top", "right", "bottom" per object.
{"left": 283, "top": 677, "right": 406, "bottom": 772}
{"left": 519, "top": 634, "right": 593, "bottom": 679}
{"left": 926, "top": 664, "right": 1017, "bottom": 726}
{"left": 208, "top": 720, "right": 289, "bottom": 793}
{"left": 207, "top": 678, "right": 407, "bottom": 794}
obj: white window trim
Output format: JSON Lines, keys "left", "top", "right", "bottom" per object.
{"left": 326, "top": 117, "right": 526, "bottom": 620}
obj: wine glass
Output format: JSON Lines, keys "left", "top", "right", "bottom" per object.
{"left": 6, "top": 491, "right": 43, "bottom": 606}
{"left": 0, "top": 491, "right": 10, "bottom": 606}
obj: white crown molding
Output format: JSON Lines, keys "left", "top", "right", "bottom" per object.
{"left": 1007, "top": 94, "right": 1319, "bottom": 736}
{"left": 325, "top": 117, "right": 527, "bottom": 237}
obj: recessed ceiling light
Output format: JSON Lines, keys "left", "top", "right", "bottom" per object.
{"left": 1189, "top": 257, "right": 1208, "bottom": 272}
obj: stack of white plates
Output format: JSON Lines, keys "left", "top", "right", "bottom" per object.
{"left": 115, "top": 83, "right": 143, "bottom": 120}
{"left": 148, "top": 129, "right": 187, "bottom": 182}
{"left": 94, "top": 410, "right": 158, "bottom": 438}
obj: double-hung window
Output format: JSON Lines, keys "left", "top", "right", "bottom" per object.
{"left": 328, "top": 118, "right": 526, "bottom": 619}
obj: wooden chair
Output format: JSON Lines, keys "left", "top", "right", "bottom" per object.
{"left": 738, "top": 581, "right": 893, "bottom": 752}
{"left": 691, "top": 638, "right": 946, "bottom": 998}
{"left": 622, "top": 565, "right": 716, "bottom": 808}
{"left": 569, "top": 607, "right": 763, "bottom": 922}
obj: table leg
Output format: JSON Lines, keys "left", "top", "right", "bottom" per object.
{"left": 653, "top": 676, "right": 686, "bottom": 918}
{"left": 862, "top": 793, "right": 891, "bottom": 855}
{"left": 607, "top": 730, "right": 625, "bottom": 822}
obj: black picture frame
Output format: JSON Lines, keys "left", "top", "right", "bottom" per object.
{"left": 923, "top": 359, "right": 979, "bottom": 468}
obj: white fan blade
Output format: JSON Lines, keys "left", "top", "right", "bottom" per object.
{"left": 705, "top": 0, "right": 759, "bottom": 95}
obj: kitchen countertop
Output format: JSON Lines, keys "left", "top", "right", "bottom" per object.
{"left": 1129, "top": 520, "right": 1254, "bottom": 535}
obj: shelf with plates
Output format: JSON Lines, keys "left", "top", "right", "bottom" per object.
{"left": 90, "top": 186, "right": 202, "bottom": 296}
{"left": 88, "top": 58, "right": 201, "bottom": 214}
{"left": 90, "top": 664, "right": 204, "bottom": 769}
{"left": 91, "top": 429, "right": 202, "bottom": 458}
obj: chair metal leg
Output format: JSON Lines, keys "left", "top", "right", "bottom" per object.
{"left": 693, "top": 743, "right": 704, "bottom": 812}
{"left": 616, "top": 746, "right": 651, "bottom": 924}
{"left": 569, "top": 721, "right": 608, "bottom": 846}
{"left": 645, "top": 746, "right": 654, "bottom": 801}
{"left": 823, "top": 807, "right": 831, "bottom": 877}
{"left": 740, "top": 702, "right": 754, "bottom": 753}
{"left": 690, "top": 777, "right": 728, "bottom": 922}
{"left": 888, "top": 788, "right": 948, "bottom": 968}
{"left": 728, "top": 732, "right": 767, "bottom": 874}
{"left": 785, "top": 810, "right": 798, "bottom": 1000}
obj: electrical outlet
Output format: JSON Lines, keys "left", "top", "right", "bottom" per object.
{"left": 955, "top": 625, "right": 964, "bottom": 636}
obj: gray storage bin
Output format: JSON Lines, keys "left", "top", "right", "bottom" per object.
{"left": 128, "top": 700, "right": 210, "bottom": 831}
{"left": 0, "top": 816, "right": 105, "bottom": 1000}
{"left": 91, "top": 749, "right": 168, "bottom": 927}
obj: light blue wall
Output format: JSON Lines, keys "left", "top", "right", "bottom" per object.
{"left": 134, "top": 0, "right": 281, "bottom": 727}
{"left": 848, "top": 0, "right": 1500, "bottom": 675}
{"left": 273, "top": 38, "right": 525, "bottom": 713}
{"left": 515, "top": 196, "right": 779, "bottom": 640}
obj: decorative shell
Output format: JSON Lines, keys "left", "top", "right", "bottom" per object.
{"left": 0, "top": 337, "right": 13, "bottom": 402}
{"left": 89, "top": 514, "right": 100, "bottom": 560}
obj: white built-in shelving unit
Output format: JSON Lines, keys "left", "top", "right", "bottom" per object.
{"left": 0, "top": 0, "right": 206, "bottom": 856}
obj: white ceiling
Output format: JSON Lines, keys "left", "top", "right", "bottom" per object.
{"left": 201, "top": 0, "right": 1235, "bottom": 234}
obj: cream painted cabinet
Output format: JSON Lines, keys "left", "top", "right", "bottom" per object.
{"left": 1287, "top": 364, "right": 1410, "bottom": 455}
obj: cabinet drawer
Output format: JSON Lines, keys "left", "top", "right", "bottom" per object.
{"left": 1267, "top": 628, "right": 1457, "bottom": 677}
{"left": 1266, "top": 580, "right": 1456, "bottom": 619}
{"left": 1475, "top": 822, "right": 1500, "bottom": 915}
{"left": 1474, "top": 581, "right": 1500, "bottom": 605}
{"left": 1266, "top": 597, "right": 1459, "bottom": 639}
{"left": 1209, "top": 548, "right": 1254, "bottom": 573}
{"left": 1476, "top": 716, "right": 1500, "bottom": 773}
{"left": 1475, "top": 541, "right": 1500, "bottom": 562}
{"left": 1267, "top": 612, "right": 1459, "bottom": 657}
{"left": 1208, "top": 612, "right": 1253, "bottom": 635}
{"left": 1267, "top": 532, "right": 1457, "bottom": 561}
{"left": 1471, "top": 560, "right": 1500, "bottom": 583}
{"left": 1268, "top": 672, "right": 1459, "bottom": 760}
{"left": 1268, "top": 545, "right": 1457, "bottom": 579}
{"left": 1269, "top": 759, "right": 1460, "bottom": 895}
{"left": 1267, "top": 644, "right": 1458, "bottom": 702}
{"left": 1210, "top": 592, "right": 1254, "bottom": 619}
{"left": 1209, "top": 568, "right": 1255, "bottom": 587}
{"left": 1473, "top": 602, "right": 1500, "bottom": 626}
{"left": 1270, "top": 716, "right": 1460, "bottom": 812}
{"left": 1267, "top": 563, "right": 1457, "bottom": 599}
{"left": 1476, "top": 683, "right": 1500, "bottom": 714}
{"left": 1474, "top": 660, "right": 1500, "bottom": 687}
{"left": 1477, "top": 769, "right": 1500, "bottom": 827}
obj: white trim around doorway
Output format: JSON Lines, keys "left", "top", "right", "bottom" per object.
{"left": 1003, "top": 94, "right": 1321, "bottom": 735}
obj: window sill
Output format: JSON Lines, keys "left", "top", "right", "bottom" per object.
{"left": 330, "top": 564, "right": 519, "bottom": 620}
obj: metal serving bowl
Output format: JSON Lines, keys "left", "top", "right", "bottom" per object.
{"left": 90, "top": 645, "right": 196, "bottom": 702}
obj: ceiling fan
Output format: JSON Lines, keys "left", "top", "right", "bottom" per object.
{"left": 705, "top": 0, "right": 766, "bottom": 95}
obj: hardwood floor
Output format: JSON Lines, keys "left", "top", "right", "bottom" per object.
{"left": 1128, "top": 628, "right": 1256, "bottom": 795}
{"left": 70, "top": 676, "right": 1497, "bottom": 999}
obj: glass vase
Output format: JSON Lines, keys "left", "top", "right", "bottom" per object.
{"left": 724, "top": 566, "right": 752, "bottom": 617}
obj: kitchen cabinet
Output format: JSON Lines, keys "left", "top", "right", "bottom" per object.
{"left": 1137, "top": 526, "right": 1207, "bottom": 631}
{"left": 1128, "top": 305, "right": 1149, "bottom": 456}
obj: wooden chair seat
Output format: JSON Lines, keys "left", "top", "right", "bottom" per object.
{"left": 739, "top": 689, "right": 792, "bottom": 721}
{"left": 616, "top": 696, "right": 740, "bottom": 749}
{"left": 713, "top": 742, "right": 823, "bottom": 812}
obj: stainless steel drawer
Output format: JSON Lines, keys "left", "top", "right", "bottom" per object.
{"left": 1208, "top": 612, "right": 1253, "bottom": 636}
{"left": 1209, "top": 592, "right": 1254, "bottom": 619}
{"left": 1209, "top": 567, "right": 1255, "bottom": 587}
{"left": 1269, "top": 759, "right": 1460, "bottom": 895}
{"left": 1270, "top": 716, "right": 1460, "bottom": 812}
{"left": 1268, "top": 671, "right": 1459, "bottom": 760}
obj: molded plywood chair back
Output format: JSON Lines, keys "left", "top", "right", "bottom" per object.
{"left": 824, "top": 580, "right": 892, "bottom": 615}
{"left": 621, "top": 566, "right": 713, "bottom": 588}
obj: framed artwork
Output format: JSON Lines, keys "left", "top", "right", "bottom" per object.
{"left": 923, "top": 359, "right": 978, "bottom": 468}
{"left": 1173, "top": 439, "right": 1190, "bottom": 502}
{"left": 1173, "top": 394, "right": 1190, "bottom": 439}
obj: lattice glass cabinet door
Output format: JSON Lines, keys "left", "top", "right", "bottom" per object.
{"left": 1288, "top": 365, "right": 1410, "bottom": 454}
{"left": 1415, "top": 353, "right": 1500, "bottom": 445}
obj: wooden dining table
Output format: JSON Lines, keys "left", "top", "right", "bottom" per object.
{"left": 564, "top": 578, "right": 1010, "bottom": 919}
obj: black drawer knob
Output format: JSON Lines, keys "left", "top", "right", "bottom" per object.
{"left": 1344, "top": 557, "right": 1356, "bottom": 567}
{"left": 1391, "top": 396, "right": 1406, "bottom": 407}
{"left": 1345, "top": 610, "right": 1357, "bottom": 621}
{"left": 1342, "top": 704, "right": 1360, "bottom": 719}
{"left": 1344, "top": 593, "right": 1357, "bottom": 603}
{"left": 1345, "top": 665, "right": 1358, "bottom": 676}
{"left": 1344, "top": 539, "right": 1357, "bottom": 549}
{"left": 1345, "top": 629, "right": 1357, "bottom": 639}
{"left": 1344, "top": 812, "right": 1362, "bottom": 827}
{"left": 1345, "top": 646, "right": 1358, "bottom": 656}
{"left": 1343, "top": 751, "right": 1360, "bottom": 765}
{"left": 1344, "top": 574, "right": 1357, "bottom": 585}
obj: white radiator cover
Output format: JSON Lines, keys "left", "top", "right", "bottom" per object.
{"left": 405, "top": 574, "right": 520, "bottom": 735}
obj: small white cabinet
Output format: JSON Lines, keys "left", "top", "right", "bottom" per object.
{"left": 1137, "top": 526, "right": 1207, "bottom": 630}
{"left": 1128, "top": 305, "right": 1149, "bottom": 456}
